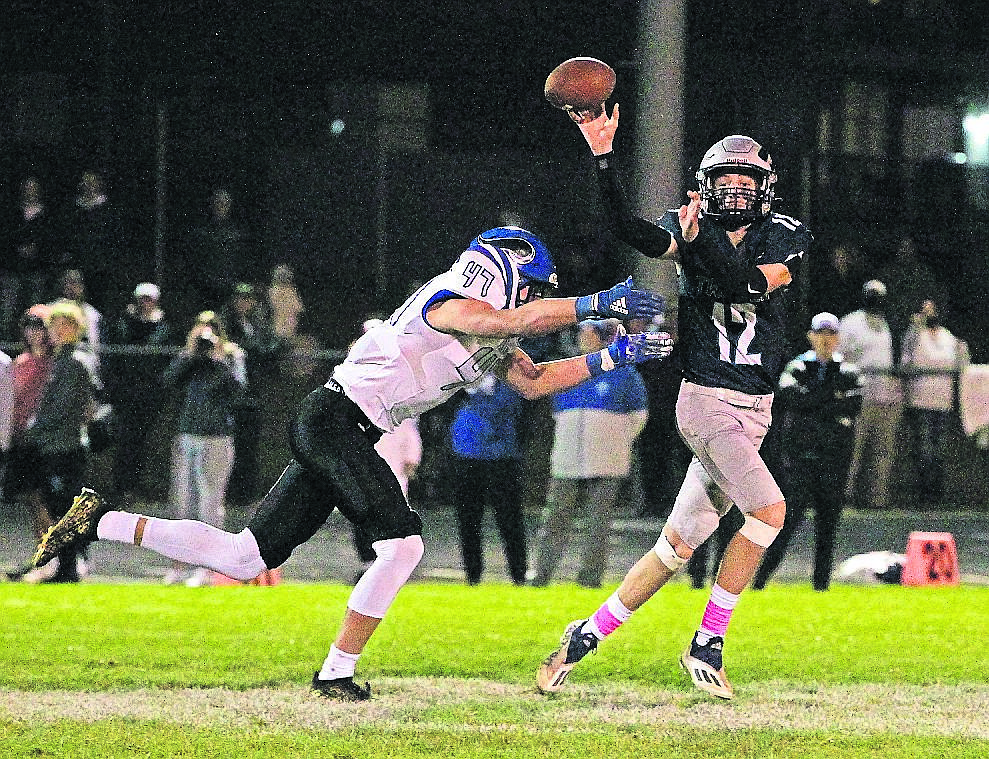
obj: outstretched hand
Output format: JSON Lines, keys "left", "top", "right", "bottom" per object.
{"left": 576, "top": 277, "right": 666, "bottom": 321}
{"left": 575, "top": 103, "right": 619, "bottom": 156}
{"left": 678, "top": 190, "right": 702, "bottom": 244}
{"left": 608, "top": 329, "right": 675, "bottom": 367}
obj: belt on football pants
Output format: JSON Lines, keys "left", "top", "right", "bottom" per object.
{"left": 682, "top": 380, "right": 772, "bottom": 410}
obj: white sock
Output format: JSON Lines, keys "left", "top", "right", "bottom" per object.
{"left": 318, "top": 645, "right": 360, "bottom": 680}
{"left": 96, "top": 511, "right": 141, "bottom": 543}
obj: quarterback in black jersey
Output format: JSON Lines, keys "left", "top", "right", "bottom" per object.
{"left": 538, "top": 104, "right": 811, "bottom": 701}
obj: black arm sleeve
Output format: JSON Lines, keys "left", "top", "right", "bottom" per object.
{"left": 593, "top": 153, "right": 673, "bottom": 258}
{"left": 680, "top": 226, "right": 769, "bottom": 302}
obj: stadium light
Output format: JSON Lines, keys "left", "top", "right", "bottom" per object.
{"left": 963, "top": 110, "right": 989, "bottom": 165}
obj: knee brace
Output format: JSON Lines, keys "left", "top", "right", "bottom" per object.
{"left": 652, "top": 533, "right": 687, "bottom": 573}
{"left": 739, "top": 514, "right": 780, "bottom": 548}
{"left": 347, "top": 535, "right": 424, "bottom": 619}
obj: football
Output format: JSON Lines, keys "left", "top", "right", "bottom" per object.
{"left": 544, "top": 57, "right": 616, "bottom": 120}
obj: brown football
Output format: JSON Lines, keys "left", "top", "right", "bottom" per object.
{"left": 544, "top": 57, "right": 616, "bottom": 116}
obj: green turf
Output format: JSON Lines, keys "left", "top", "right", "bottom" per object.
{"left": 2, "top": 581, "right": 987, "bottom": 757}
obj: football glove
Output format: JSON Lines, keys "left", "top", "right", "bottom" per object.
{"left": 587, "top": 329, "right": 674, "bottom": 376}
{"left": 575, "top": 277, "right": 666, "bottom": 321}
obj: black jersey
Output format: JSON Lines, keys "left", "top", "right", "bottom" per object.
{"left": 593, "top": 153, "right": 812, "bottom": 394}
{"left": 658, "top": 210, "right": 811, "bottom": 394}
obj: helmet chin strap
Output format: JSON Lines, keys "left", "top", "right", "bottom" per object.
{"left": 711, "top": 216, "right": 752, "bottom": 232}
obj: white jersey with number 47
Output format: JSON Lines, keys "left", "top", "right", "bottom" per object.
{"left": 332, "top": 248, "right": 522, "bottom": 433}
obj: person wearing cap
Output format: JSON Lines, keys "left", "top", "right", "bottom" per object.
{"left": 106, "top": 282, "right": 175, "bottom": 505}
{"left": 753, "top": 313, "right": 864, "bottom": 590}
{"left": 838, "top": 280, "right": 903, "bottom": 511}
{"left": 529, "top": 319, "right": 650, "bottom": 588}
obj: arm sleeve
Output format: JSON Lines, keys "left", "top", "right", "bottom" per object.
{"left": 593, "top": 153, "right": 673, "bottom": 258}
{"left": 679, "top": 225, "right": 769, "bottom": 302}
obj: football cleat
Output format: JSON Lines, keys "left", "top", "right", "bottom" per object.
{"left": 310, "top": 673, "right": 372, "bottom": 701}
{"left": 680, "top": 632, "right": 733, "bottom": 699}
{"left": 32, "top": 487, "right": 112, "bottom": 569}
{"left": 536, "top": 619, "right": 598, "bottom": 693}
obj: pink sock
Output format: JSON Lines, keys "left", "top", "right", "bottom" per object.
{"left": 586, "top": 591, "right": 632, "bottom": 639}
{"left": 699, "top": 584, "right": 739, "bottom": 638}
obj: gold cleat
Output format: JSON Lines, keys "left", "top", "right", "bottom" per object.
{"left": 33, "top": 488, "right": 112, "bottom": 568}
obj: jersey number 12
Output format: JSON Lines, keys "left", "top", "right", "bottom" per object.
{"left": 714, "top": 302, "right": 762, "bottom": 366}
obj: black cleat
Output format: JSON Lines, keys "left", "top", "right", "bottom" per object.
{"left": 33, "top": 488, "right": 113, "bottom": 569}
{"left": 310, "top": 672, "right": 372, "bottom": 701}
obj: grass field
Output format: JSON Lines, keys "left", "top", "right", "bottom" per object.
{"left": 2, "top": 580, "right": 988, "bottom": 758}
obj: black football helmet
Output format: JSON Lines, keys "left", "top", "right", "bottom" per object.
{"left": 695, "top": 135, "right": 776, "bottom": 228}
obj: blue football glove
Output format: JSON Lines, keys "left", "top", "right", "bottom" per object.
{"left": 586, "top": 328, "right": 674, "bottom": 376}
{"left": 575, "top": 277, "right": 666, "bottom": 321}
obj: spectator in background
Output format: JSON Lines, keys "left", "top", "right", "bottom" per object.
{"left": 876, "top": 233, "right": 947, "bottom": 348}
{"left": 448, "top": 373, "right": 529, "bottom": 586}
{"left": 52, "top": 269, "right": 102, "bottom": 361}
{"left": 267, "top": 263, "right": 305, "bottom": 341}
{"left": 900, "top": 298, "right": 969, "bottom": 503}
{"left": 189, "top": 189, "right": 252, "bottom": 311}
{"left": 162, "top": 314, "right": 245, "bottom": 586}
{"left": 2, "top": 306, "right": 55, "bottom": 581}
{"left": 753, "top": 312, "right": 863, "bottom": 591}
{"left": 530, "top": 319, "right": 649, "bottom": 588}
{"left": 107, "top": 282, "right": 174, "bottom": 506}
{"left": 839, "top": 280, "right": 903, "bottom": 511}
{"left": 19, "top": 301, "right": 94, "bottom": 583}
{"left": 67, "top": 170, "right": 119, "bottom": 314}
{"left": 1, "top": 176, "right": 56, "bottom": 341}
{"left": 221, "top": 282, "right": 285, "bottom": 507}
{"left": 812, "top": 243, "right": 868, "bottom": 320}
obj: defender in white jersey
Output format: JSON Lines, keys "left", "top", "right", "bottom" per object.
{"left": 34, "top": 226, "right": 673, "bottom": 701}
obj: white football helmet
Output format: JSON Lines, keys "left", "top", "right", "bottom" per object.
{"left": 695, "top": 135, "right": 776, "bottom": 228}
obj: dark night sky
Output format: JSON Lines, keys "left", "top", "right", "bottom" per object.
{"left": 3, "top": 1, "right": 645, "bottom": 151}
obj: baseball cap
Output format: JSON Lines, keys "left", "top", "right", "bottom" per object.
{"left": 810, "top": 312, "right": 840, "bottom": 332}
{"left": 134, "top": 282, "right": 160, "bottom": 300}
{"left": 863, "top": 279, "right": 888, "bottom": 296}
